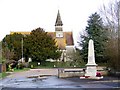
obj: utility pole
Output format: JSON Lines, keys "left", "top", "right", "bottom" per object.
{"left": 118, "top": 1, "right": 120, "bottom": 71}
{"left": 118, "top": 1, "right": 120, "bottom": 48}
{"left": 21, "top": 38, "right": 23, "bottom": 62}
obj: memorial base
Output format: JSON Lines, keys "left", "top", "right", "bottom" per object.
{"left": 80, "top": 76, "right": 103, "bottom": 80}
{"left": 85, "top": 64, "right": 97, "bottom": 77}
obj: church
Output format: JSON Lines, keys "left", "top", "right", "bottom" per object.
{"left": 10, "top": 10, "right": 74, "bottom": 62}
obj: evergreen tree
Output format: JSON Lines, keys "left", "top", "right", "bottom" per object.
{"left": 2, "top": 33, "right": 24, "bottom": 61}
{"left": 80, "top": 12, "right": 107, "bottom": 63}
{"left": 24, "top": 27, "right": 61, "bottom": 64}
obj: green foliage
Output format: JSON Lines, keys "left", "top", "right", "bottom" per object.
{"left": 8, "top": 64, "right": 12, "bottom": 71}
{"left": 24, "top": 27, "right": 61, "bottom": 63}
{"left": 55, "top": 61, "right": 85, "bottom": 68}
{"left": 17, "top": 63, "right": 24, "bottom": 69}
{"left": 71, "top": 49, "right": 85, "bottom": 67}
{"left": 65, "top": 48, "right": 85, "bottom": 67}
{"left": 2, "top": 27, "right": 61, "bottom": 64}
{"left": 29, "top": 61, "right": 55, "bottom": 68}
{"left": 13, "top": 68, "right": 30, "bottom": 72}
{"left": 29, "top": 61, "right": 85, "bottom": 68}
{"left": 55, "top": 61, "right": 70, "bottom": 68}
{"left": 80, "top": 12, "right": 108, "bottom": 63}
{"left": 2, "top": 33, "right": 24, "bottom": 61}
{"left": 0, "top": 72, "right": 9, "bottom": 79}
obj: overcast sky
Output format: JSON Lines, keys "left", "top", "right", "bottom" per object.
{"left": 0, "top": 0, "right": 111, "bottom": 45}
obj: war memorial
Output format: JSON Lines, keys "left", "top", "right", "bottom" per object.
{"left": 0, "top": 39, "right": 119, "bottom": 90}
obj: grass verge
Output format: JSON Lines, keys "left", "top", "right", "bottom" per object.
{"left": 0, "top": 68, "right": 30, "bottom": 79}
{"left": 0, "top": 72, "right": 9, "bottom": 79}
{"left": 13, "top": 68, "right": 30, "bottom": 72}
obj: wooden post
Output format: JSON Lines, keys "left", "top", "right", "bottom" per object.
{"left": 2, "top": 63, "right": 6, "bottom": 72}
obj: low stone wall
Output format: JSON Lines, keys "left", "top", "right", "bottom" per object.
{"left": 58, "top": 72, "right": 84, "bottom": 78}
{"left": 58, "top": 68, "right": 84, "bottom": 78}
{"left": 58, "top": 67, "right": 108, "bottom": 78}
{"left": 97, "top": 66, "right": 108, "bottom": 76}
{"left": 98, "top": 70, "right": 108, "bottom": 76}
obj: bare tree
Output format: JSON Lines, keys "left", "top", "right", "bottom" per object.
{"left": 100, "top": 0, "right": 119, "bottom": 36}
{"left": 99, "top": 0, "right": 120, "bottom": 70}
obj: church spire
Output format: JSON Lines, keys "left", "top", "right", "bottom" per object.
{"left": 55, "top": 10, "right": 63, "bottom": 26}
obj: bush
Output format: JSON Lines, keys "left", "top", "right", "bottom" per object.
{"left": 6, "top": 60, "right": 18, "bottom": 71}
{"left": 17, "top": 63, "right": 24, "bottom": 69}
{"left": 28, "top": 61, "right": 85, "bottom": 68}
{"left": 29, "top": 61, "right": 55, "bottom": 68}
{"left": 29, "top": 62, "right": 37, "bottom": 68}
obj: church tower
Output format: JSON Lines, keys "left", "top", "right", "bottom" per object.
{"left": 55, "top": 10, "right": 63, "bottom": 38}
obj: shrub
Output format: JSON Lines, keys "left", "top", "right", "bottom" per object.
{"left": 17, "top": 63, "right": 24, "bottom": 69}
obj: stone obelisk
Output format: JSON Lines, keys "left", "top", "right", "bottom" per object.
{"left": 85, "top": 39, "right": 97, "bottom": 77}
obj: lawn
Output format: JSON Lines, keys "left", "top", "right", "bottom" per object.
{"left": 13, "top": 68, "right": 30, "bottom": 72}
{"left": 0, "top": 72, "right": 9, "bottom": 79}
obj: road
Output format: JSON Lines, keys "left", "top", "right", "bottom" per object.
{"left": 0, "top": 69, "right": 119, "bottom": 90}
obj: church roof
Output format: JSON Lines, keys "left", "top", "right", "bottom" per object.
{"left": 10, "top": 31, "right": 74, "bottom": 50}
{"left": 55, "top": 10, "right": 63, "bottom": 26}
{"left": 47, "top": 32, "right": 74, "bottom": 50}
{"left": 10, "top": 31, "right": 30, "bottom": 35}
{"left": 65, "top": 32, "right": 74, "bottom": 45}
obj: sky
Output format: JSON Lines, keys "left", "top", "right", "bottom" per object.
{"left": 0, "top": 0, "right": 111, "bottom": 45}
